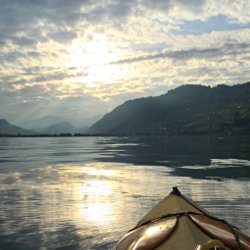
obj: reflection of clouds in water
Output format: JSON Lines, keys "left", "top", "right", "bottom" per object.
{"left": 0, "top": 162, "right": 179, "bottom": 227}
{"left": 181, "top": 158, "right": 250, "bottom": 170}
{"left": 181, "top": 159, "right": 250, "bottom": 170}
{"left": 77, "top": 179, "right": 114, "bottom": 225}
{"left": 81, "top": 202, "right": 115, "bottom": 225}
{"left": 80, "top": 180, "right": 112, "bottom": 196}
{"left": 0, "top": 172, "right": 22, "bottom": 185}
{"left": 175, "top": 158, "right": 250, "bottom": 180}
{"left": 0, "top": 163, "right": 162, "bottom": 243}
{"left": 0, "top": 161, "right": 250, "bottom": 249}
{"left": 211, "top": 158, "right": 250, "bottom": 167}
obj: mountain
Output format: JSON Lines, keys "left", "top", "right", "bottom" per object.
{"left": 76, "top": 126, "right": 89, "bottom": 133}
{"left": 37, "top": 121, "right": 77, "bottom": 134}
{"left": 71, "top": 114, "right": 104, "bottom": 128}
{"left": 87, "top": 82, "right": 250, "bottom": 135}
{"left": 19, "top": 116, "right": 66, "bottom": 130}
{"left": 18, "top": 114, "right": 103, "bottom": 131}
{"left": 0, "top": 119, "right": 34, "bottom": 135}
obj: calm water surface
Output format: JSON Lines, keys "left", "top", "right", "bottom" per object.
{"left": 0, "top": 136, "right": 250, "bottom": 249}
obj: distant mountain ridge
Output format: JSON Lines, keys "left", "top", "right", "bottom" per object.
{"left": 0, "top": 119, "right": 34, "bottom": 135}
{"left": 88, "top": 82, "right": 250, "bottom": 135}
{"left": 18, "top": 115, "right": 102, "bottom": 132}
{"left": 36, "top": 121, "right": 77, "bottom": 134}
{"left": 19, "top": 116, "right": 66, "bottom": 130}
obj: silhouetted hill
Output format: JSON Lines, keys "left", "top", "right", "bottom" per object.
{"left": 87, "top": 82, "right": 250, "bottom": 135}
{"left": 0, "top": 119, "right": 34, "bottom": 135}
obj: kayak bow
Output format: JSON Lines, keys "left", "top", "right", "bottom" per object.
{"left": 116, "top": 187, "right": 250, "bottom": 250}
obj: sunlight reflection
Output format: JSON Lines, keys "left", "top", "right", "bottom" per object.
{"left": 1, "top": 133, "right": 250, "bottom": 250}
{"left": 81, "top": 202, "right": 114, "bottom": 224}
{"left": 145, "top": 225, "right": 161, "bottom": 235}
{"left": 79, "top": 180, "right": 112, "bottom": 196}
{"left": 0, "top": 160, "right": 250, "bottom": 249}
{"left": 80, "top": 164, "right": 117, "bottom": 178}
{"left": 69, "top": 165, "right": 116, "bottom": 226}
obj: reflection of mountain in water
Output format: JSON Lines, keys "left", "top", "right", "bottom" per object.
{"left": 174, "top": 158, "right": 250, "bottom": 180}
{"left": 96, "top": 135, "right": 250, "bottom": 179}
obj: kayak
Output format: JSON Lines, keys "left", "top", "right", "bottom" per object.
{"left": 116, "top": 187, "right": 250, "bottom": 250}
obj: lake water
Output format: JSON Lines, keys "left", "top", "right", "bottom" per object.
{"left": 0, "top": 136, "right": 250, "bottom": 249}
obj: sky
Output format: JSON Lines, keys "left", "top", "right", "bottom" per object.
{"left": 1, "top": 0, "right": 250, "bottom": 124}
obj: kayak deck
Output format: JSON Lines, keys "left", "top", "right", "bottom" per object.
{"left": 116, "top": 187, "right": 250, "bottom": 250}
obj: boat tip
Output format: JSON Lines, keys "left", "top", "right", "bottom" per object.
{"left": 171, "top": 186, "right": 182, "bottom": 196}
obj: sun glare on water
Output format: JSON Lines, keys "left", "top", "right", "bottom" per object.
{"left": 76, "top": 180, "right": 114, "bottom": 224}
{"left": 69, "top": 35, "right": 125, "bottom": 86}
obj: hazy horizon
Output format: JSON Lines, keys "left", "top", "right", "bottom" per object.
{"left": 1, "top": 0, "right": 250, "bottom": 123}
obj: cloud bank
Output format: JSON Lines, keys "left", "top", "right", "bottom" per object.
{"left": 0, "top": 0, "right": 250, "bottom": 123}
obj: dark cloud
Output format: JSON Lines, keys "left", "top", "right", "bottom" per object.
{"left": 82, "top": 0, "right": 133, "bottom": 24}
{"left": 0, "top": 1, "right": 40, "bottom": 33}
{"left": 0, "top": 0, "right": 91, "bottom": 40}
{"left": 176, "top": 0, "right": 205, "bottom": 10}
{"left": 10, "top": 79, "right": 27, "bottom": 86}
{"left": 0, "top": 0, "right": 135, "bottom": 50}
{"left": 0, "top": 76, "right": 28, "bottom": 91}
{"left": 26, "top": 51, "right": 43, "bottom": 58}
{"left": 241, "top": 56, "right": 250, "bottom": 61}
{"left": 0, "top": 36, "right": 6, "bottom": 46}
{"left": 0, "top": 50, "right": 43, "bottom": 65}
{"left": 167, "top": 47, "right": 222, "bottom": 59}
{"left": 50, "top": 31, "right": 78, "bottom": 44}
{"left": 10, "top": 36, "right": 37, "bottom": 47}
{"left": 222, "top": 43, "right": 250, "bottom": 56}
{"left": 0, "top": 0, "right": 241, "bottom": 48}
{"left": 112, "top": 42, "right": 250, "bottom": 64}
{"left": 23, "top": 66, "right": 48, "bottom": 76}
{"left": 46, "top": 0, "right": 91, "bottom": 11}
{"left": 140, "top": 0, "right": 205, "bottom": 13}
{"left": 0, "top": 68, "right": 69, "bottom": 91}
{"left": 33, "top": 72, "right": 66, "bottom": 83}
{"left": 0, "top": 51, "right": 24, "bottom": 63}
{"left": 107, "top": 1, "right": 133, "bottom": 19}
{"left": 111, "top": 52, "right": 164, "bottom": 64}
{"left": 17, "top": 84, "right": 48, "bottom": 97}
{"left": 131, "top": 42, "right": 167, "bottom": 53}
{"left": 141, "top": 0, "right": 172, "bottom": 10}
{"left": 0, "top": 0, "right": 246, "bottom": 42}
{"left": 1, "top": 0, "right": 203, "bottom": 39}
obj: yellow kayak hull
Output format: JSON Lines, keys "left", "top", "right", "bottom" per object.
{"left": 116, "top": 187, "right": 250, "bottom": 250}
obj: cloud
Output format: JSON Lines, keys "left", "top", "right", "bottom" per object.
{"left": 50, "top": 31, "right": 78, "bottom": 44}
{"left": 0, "top": 81, "right": 110, "bottom": 123}
{"left": 0, "top": 0, "right": 249, "bottom": 35}
{"left": 33, "top": 73, "right": 65, "bottom": 83}
{"left": 0, "top": 0, "right": 250, "bottom": 123}
{"left": 112, "top": 42, "right": 250, "bottom": 64}
{"left": 11, "top": 36, "right": 37, "bottom": 47}
{"left": 142, "top": 0, "right": 172, "bottom": 10}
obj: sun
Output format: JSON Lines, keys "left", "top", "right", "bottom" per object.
{"left": 70, "top": 35, "right": 114, "bottom": 67}
{"left": 68, "top": 35, "right": 125, "bottom": 86}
